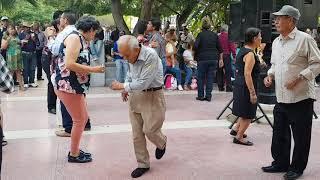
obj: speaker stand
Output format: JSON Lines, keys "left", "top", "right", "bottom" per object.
{"left": 218, "top": 98, "right": 318, "bottom": 129}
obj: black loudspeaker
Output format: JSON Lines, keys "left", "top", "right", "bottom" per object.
{"left": 229, "top": 0, "right": 273, "bottom": 43}
{"left": 229, "top": 2, "right": 241, "bottom": 42}
{"left": 259, "top": 0, "right": 273, "bottom": 43}
{"left": 240, "top": 0, "right": 258, "bottom": 42}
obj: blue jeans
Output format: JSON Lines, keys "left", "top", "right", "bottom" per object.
{"left": 197, "top": 61, "right": 217, "bottom": 99}
{"left": 22, "top": 51, "right": 36, "bottom": 84}
{"left": 184, "top": 65, "right": 197, "bottom": 85}
{"left": 161, "top": 58, "right": 167, "bottom": 75}
{"left": 115, "top": 59, "right": 128, "bottom": 83}
{"left": 165, "top": 66, "right": 182, "bottom": 85}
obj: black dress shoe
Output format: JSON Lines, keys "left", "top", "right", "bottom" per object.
{"left": 196, "top": 97, "right": 206, "bottom": 101}
{"left": 155, "top": 146, "right": 166, "bottom": 159}
{"left": 219, "top": 87, "right": 225, "bottom": 91}
{"left": 204, "top": 97, "right": 211, "bottom": 102}
{"left": 233, "top": 137, "right": 253, "bottom": 146}
{"left": 48, "top": 109, "right": 56, "bottom": 114}
{"left": 261, "top": 165, "right": 288, "bottom": 173}
{"left": 284, "top": 171, "right": 303, "bottom": 180}
{"left": 230, "top": 129, "right": 247, "bottom": 138}
{"left": 131, "top": 168, "right": 150, "bottom": 178}
{"left": 68, "top": 150, "right": 92, "bottom": 163}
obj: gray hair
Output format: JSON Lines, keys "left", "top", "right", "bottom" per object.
{"left": 292, "top": 17, "right": 298, "bottom": 26}
{"left": 118, "top": 35, "right": 140, "bottom": 50}
{"left": 221, "top": 24, "right": 228, "bottom": 32}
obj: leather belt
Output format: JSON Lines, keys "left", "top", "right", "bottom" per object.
{"left": 142, "top": 86, "right": 163, "bottom": 92}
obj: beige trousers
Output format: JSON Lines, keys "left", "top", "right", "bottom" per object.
{"left": 129, "top": 90, "right": 167, "bottom": 168}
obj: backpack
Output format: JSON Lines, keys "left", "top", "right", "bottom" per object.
{"left": 164, "top": 74, "right": 177, "bottom": 90}
{"left": 190, "top": 77, "right": 197, "bottom": 90}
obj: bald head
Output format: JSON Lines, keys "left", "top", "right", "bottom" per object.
{"left": 118, "top": 35, "right": 141, "bottom": 64}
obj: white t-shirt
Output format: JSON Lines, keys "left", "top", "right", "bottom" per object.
{"left": 183, "top": 49, "right": 194, "bottom": 61}
{"left": 183, "top": 49, "right": 197, "bottom": 68}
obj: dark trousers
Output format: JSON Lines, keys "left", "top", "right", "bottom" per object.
{"left": 36, "top": 49, "right": 43, "bottom": 79}
{"left": 197, "top": 61, "right": 217, "bottom": 99}
{"left": 105, "top": 42, "right": 112, "bottom": 57}
{"left": 42, "top": 54, "right": 56, "bottom": 110}
{"left": 1, "top": 50, "right": 6, "bottom": 61}
{"left": 60, "top": 101, "right": 91, "bottom": 134}
{"left": 22, "top": 52, "right": 36, "bottom": 84}
{"left": 217, "top": 54, "right": 232, "bottom": 89}
{"left": 271, "top": 99, "right": 314, "bottom": 173}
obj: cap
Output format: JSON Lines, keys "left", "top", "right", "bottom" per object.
{"left": 272, "top": 5, "right": 301, "bottom": 20}
{"left": 22, "top": 22, "right": 32, "bottom": 28}
{"left": 1, "top": 16, "right": 8, "bottom": 21}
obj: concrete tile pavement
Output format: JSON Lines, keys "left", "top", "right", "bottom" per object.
{"left": 1, "top": 82, "right": 320, "bottom": 180}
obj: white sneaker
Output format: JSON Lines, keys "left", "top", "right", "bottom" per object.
{"left": 29, "top": 83, "right": 38, "bottom": 88}
{"left": 24, "top": 84, "right": 29, "bottom": 88}
{"left": 178, "top": 85, "right": 184, "bottom": 91}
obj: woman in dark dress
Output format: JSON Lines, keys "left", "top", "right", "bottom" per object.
{"left": 231, "top": 28, "right": 262, "bottom": 146}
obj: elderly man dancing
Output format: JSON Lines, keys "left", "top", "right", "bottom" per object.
{"left": 111, "top": 35, "right": 167, "bottom": 178}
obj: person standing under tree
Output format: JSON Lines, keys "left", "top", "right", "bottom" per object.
{"left": 33, "top": 22, "right": 46, "bottom": 81}
{"left": 1, "top": 25, "right": 24, "bottom": 91}
{"left": 217, "top": 24, "right": 236, "bottom": 92}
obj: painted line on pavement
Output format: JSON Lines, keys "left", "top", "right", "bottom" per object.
{"left": 0, "top": 91, "right": 231, "bottom": 102}
{"left": 4, "top": 119, "right": 231, "bottom": 140}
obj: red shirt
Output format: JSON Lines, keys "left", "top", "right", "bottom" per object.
{"left": 218, "top": 32, "right": 236, "bottom": 58}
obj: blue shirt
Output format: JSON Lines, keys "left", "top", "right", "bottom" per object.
{"left": 113, "top": 41, "right": 123, "bottom": 60}
{"left": 19, "top": 32, "right": 36, "bottom": 52}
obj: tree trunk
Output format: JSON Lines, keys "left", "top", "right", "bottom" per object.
{"left": 111, "top": 0, "right": 130, "bottom": 35}
{"left": 176, "top": 0, "right": 198, "bottom": 35}
{"left": 132, "top": 0, "right": 153, "bottom": 35}
{"left": 140, "top": 0, "right": 153, "bottom": 21}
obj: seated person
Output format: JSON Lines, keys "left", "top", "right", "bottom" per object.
{"left": 183, "top": 42, "right": 197, "bottom": 90}
{"left": 165, "top": 40, "right": 183, "bottom": 91}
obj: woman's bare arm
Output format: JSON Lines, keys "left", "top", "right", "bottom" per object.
{"left": 243, "top": 52, "right": 256, "bottom": 95}
{"left": 64, "top": 34, "right": 102, "bottom": 74}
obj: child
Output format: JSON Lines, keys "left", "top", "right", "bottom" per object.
{"left": 183, "top": 42, "right": 197, "bottom": 90}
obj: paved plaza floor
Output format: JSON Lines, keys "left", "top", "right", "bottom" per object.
{"left": 1, "top": 81, "right": 320, "bottom": 180}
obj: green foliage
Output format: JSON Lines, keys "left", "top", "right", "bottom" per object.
{"left": 1, "top": 0, "right": 55, "bottom": 24}
{"left": 0, "top": 0, "right": 232, "bottom": 34}
{"left": 44, "top": 0, "right": 111, "bottom": 15}
{"left": 0, "top": 0, "right": 37, "bottom": 10}
{"left": 187, "top": 0, "right": 232, "bottom": 37}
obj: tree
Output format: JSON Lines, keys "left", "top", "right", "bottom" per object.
{"left": 0, "top": 0, "right": 56, "bottom": 24}
{"left": 111, "top": 0, "right": 130, "bottom": 34}
{"left": 0, "top": 0, "right": 37, "bottom": 10}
